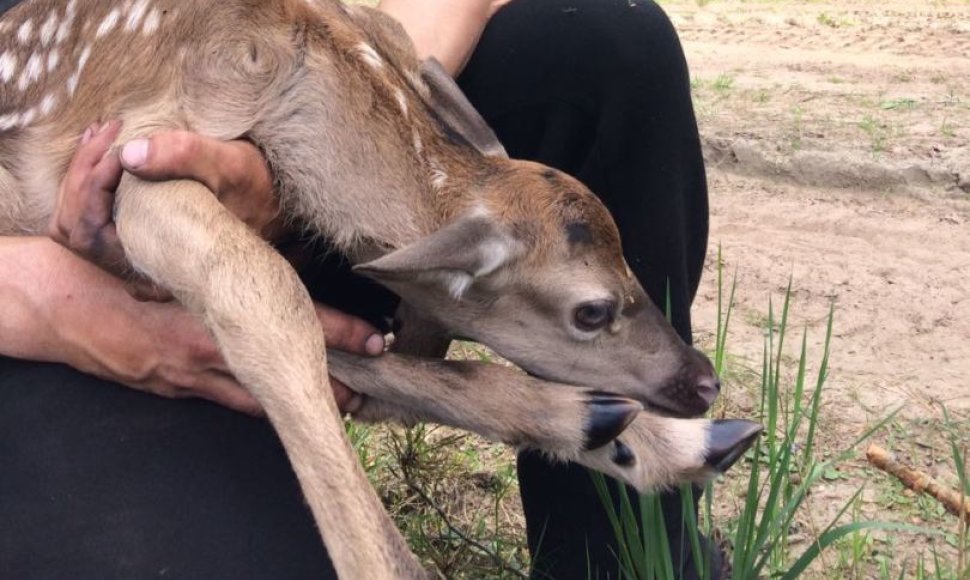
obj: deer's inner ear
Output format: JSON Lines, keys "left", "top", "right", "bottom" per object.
{"left": 353, "top": 215, "right": 519, "bottom": 299}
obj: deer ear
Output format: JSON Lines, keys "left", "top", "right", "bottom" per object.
{"left": 418, "top": 58, "right": 508, "bottom": 159}
{"left": 354, "top": 215, "right": 517, "bottom": 298}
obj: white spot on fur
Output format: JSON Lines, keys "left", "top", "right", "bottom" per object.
{"left": 17, "top": 19, "right": 33, "bottom": 45}
{"left": 55, "top": 20, "right": 71, "bottom": 44}
{"left": 0, "top": 52, "right": 18, "bottom": 83}
{"left": 40, "top": 93, "right": 58, "bottom": 115}
{"left": 40, "top": 11, "right": 58, "bottom": 46}
{"left": 430, "top": 167, "right": 448, "bottom": 190}
{"left": 66, "top": 72, "right": 79, "bottom": 95}
{"left": 394, "top": 88, "right": 408, "bottom": 117}
{"left": 65, "top": 44, "right": 91, "bottom": 96}
{"left": 427, "top": 157, "right": 448, "bottom": 191}
{"left": 96, "top": 8, "right": 120, "bottom": 38}
{"left": 19, "top": 107, "right": 36, "bottom": 127}
{"left": 142, "top": 8, "right": 160, "bottom": 35}
{"left": 126, "top": 0, "right": 150, "bottom": 31}
{"left": 355, "top": 42, "right": 383, "bottom": 69}
{"left": 17, "top": 53, "right": 43, "bottom": 91}
{"left": 47, "top": 50, "right": 59, "bottom": 72}
{"left": 405, "top": 69, "right": 428, "bottom": 98}
{"left": 77, "top": 44, "right": 92, "bottom": 71}
{"left": 0, "top": 113, "right": 19, "bottom": 131}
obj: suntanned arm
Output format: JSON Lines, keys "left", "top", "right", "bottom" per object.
{"left": 378, "top": 0, "right": 513, "bottom": 76}
{"left": 0, "top": 235, "right": 264, "bottom": 413}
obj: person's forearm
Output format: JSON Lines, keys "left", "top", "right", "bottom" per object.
{"left": 0, "top": 236, "right": 145, "bottom": 370}
{"left": 378, "top": 0, "right": 495, "bottom": 76}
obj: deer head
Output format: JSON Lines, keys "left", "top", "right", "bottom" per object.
{"left": 339, "top": 56, "right": 718, "bottom": 418}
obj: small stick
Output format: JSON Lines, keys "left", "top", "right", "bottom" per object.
{"left": 866, "top": 444, "right": 969, "bottom": 525}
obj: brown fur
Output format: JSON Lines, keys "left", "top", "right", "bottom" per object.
{"left": 0, "top": 1, "right": 755, "bottom": 577}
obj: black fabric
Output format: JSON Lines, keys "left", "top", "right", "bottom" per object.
{"left": 0, "top": 0, "right": 713, "bottom": 578}
{"left": 0, "top": 359, "right": 337, "bottom": 579}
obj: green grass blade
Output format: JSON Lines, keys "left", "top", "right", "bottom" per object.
{"left": 802, "top": 301, "right": 834, "bottom": 467}
{"left": 681, "top": 485, "right": 709, "bottom": 580}
{"left": 781, "top": 523, "right": 941, "bottom": 580}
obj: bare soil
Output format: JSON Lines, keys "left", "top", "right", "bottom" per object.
{"left": 670, "top": 0, "right": 970, "bottom": 573}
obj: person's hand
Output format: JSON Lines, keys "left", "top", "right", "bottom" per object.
{"left": 49, "top": 122, "right": 283, "bottom": 298}
{"left": 68, "top": 295, "right": 383, "bottom": 417}
{"left": 42, "top": 123, "right": 382, "bottom": 414}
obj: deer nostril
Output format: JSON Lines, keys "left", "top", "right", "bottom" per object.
{"left": 696, "top": 376, "right": 721, "bottom": 408}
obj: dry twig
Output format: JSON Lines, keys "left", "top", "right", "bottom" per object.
{"left": 866, "top": 444, "right": 969, "bottom": 525}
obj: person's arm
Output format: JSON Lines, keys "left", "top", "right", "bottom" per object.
{"left": 3, "top": 127, "right": 382, "bottom": 415}
{"left": 377, "top": 0, "right": 513, "bottom": 76}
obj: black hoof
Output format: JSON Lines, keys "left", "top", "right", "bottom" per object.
{"left": 583, "top": 391, "right": 641, "bottom": 450}
{"left": 705, "top": 419, "right": 763, "bottom": 473}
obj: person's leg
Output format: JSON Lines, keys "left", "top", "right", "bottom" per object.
{"left": 0, "top": 356, "right": 339, "bottom": 579}
{"left": 459, "top": 1, "right": 715, "bottom": 578}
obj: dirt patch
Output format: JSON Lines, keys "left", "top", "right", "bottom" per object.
{"left": 672, "top": 0, "right": 969, "bottom": 572}
{"left": 669, "top": 0, "right": 970, "bottom": 424}
{"left": 668, "top": 0, "right": 970, "bottom": 198}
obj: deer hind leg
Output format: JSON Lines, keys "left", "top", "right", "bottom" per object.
{"left": 327, "top": 352, "right": 762, "bottom": 493}
{"left": 113, "top": 175, "right": 426, "bottom": 580}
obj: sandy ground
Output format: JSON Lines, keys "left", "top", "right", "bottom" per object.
{"left": 670, "top": 0, "right": 970, "bottom": 429}
{"left": 667, "top": 0, "right": 969, "bottom": 571}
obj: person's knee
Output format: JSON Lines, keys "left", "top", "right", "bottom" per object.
{"left": 566, "top": 0, "right": 688, "bottom": 89}
{"left": 470, "top": 0, "right": 687, "bottom": 108}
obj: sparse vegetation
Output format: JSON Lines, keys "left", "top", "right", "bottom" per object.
{"left": 346, "top": 257, "right": 968, "bottom": 578}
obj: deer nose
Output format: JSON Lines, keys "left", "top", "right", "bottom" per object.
{"left": 696, "top": 376, "right": 721, "bottom": 408}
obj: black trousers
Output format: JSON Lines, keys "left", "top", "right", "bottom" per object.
{"left": 0, "top": 1, "right": 710, "bottom": 578}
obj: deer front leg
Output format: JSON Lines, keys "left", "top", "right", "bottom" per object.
{"left": 326, "top": 352, "right": 762, "bottom": 493}
{"left": 114, "top": 176, "right": 426, "bottom": 580}
{"left": 328, "top": 350, "right": 642, "bottom": 455}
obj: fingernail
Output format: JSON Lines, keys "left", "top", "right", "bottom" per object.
{"left": 364, "top": 333, "right": 385, "bottom": 356}
{"left": 80, "top": 126, "right": 94, "bottom": 144}
{"left": 121, "top": 139, "right": 149, "bottom": 168}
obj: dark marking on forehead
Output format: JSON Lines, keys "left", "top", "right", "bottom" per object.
{"left": 566, "top": 221, "right": 593, "bottom": 245}
{"left": 541, "top": 168, "right": 558, "bottom": 181}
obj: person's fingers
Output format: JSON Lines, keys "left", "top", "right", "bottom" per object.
{"left": 50, "top": 121, "right": 123, "bottom": 244}
{"left": 188, "top": 371, "right": 264, "bottom": 417}
{"left": 330, "top": 375, "right": 365, "bottom": 415}
{"left": 127, "top": 277, "right": 174, "bottom": 302}
{"left": 120, "top": 130, "right": 281, "bottom": 237}
{"left": 120, "top": 130, "right": 271, "bottom": 196}
{"left": 315, "top": 303, "right": 385, "bottom": 356}
{"left": 69, "top": 143, "right": 127, "bottom": 271}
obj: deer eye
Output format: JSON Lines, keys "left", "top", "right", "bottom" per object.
{"left": 573, "top": 300, "right": 616, "bottom": 332}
